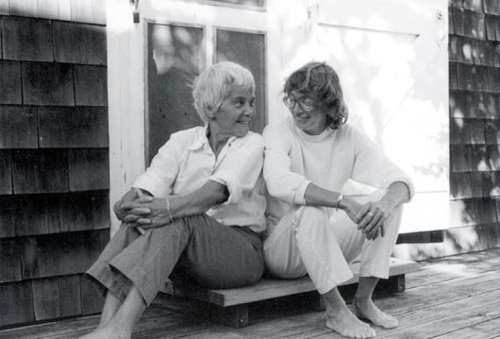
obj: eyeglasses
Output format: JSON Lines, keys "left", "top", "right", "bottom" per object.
{"left": 283, "top": 95, "right": 316, "bottom": 112}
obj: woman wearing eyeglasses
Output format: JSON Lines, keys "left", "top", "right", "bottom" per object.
{"left": 263, "top": 62, "right": 414, "bottom": 339}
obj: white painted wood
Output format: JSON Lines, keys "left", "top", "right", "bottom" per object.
{"left": 57, "top": 0, "right": 72, "bottom": 21}
{"left": 37, "top": 0, "right": 59, "bottom": 19}
{"left": 107, "top": 0, "right": 146, "bottom": 234}
{"left": 8, "top": 0, "right": 38, "bottom": 17}
{"left": 284, "top": 0, "right": 449, "bottom": 233}
{"left": 0, "top": 0, "right": 9, "bottom": 15}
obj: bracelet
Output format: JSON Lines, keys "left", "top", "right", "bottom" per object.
{"left": 335, "top": 194, "right": 343, "bottom": 211}
{"left": 166, "top": 198, "right": 174, "bottom": 223}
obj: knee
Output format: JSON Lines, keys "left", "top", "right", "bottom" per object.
{"left": 296, "top": 206, "right": 329, "bottom": 225}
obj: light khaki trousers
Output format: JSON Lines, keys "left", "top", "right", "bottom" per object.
{"left": 264, "top": 190, "right": 403, "bottom": 294}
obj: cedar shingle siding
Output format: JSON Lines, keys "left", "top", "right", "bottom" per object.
{"left": 0, "top": 0, "right": 109, "bottom": 327}
{"left": 449, "top": 0, "right": 500, "bottom": 254}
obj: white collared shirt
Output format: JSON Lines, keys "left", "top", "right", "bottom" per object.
{"left": 132, "top": 126, "right": 266, "bottom": 232}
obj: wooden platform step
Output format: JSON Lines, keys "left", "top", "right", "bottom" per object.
{"left": 161, "top": 258, "right": 419, "bottom": 327}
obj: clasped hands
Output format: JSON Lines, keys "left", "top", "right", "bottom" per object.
{"left": 114, "top": 189, "right": 174, "bottom": 230}
{"left": 343, "top": 197, "right": 394, "bottom": 240}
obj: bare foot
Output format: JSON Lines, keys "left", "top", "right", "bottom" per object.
{"left": 325, "top": 307, "right": 377, "bottom": 338}
{"left": 353, "top": 299, "right": 398, "bottom": 329}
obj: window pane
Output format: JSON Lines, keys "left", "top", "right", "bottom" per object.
{"left": 147, "top": 24, "right": 204, "bottom": 164}
{"left": 216, "top": 29, "right": 266, "bottom": 134}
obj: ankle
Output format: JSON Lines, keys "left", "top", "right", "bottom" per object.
{"left": 354, "top": 295, "right": 372, "bottom": 305}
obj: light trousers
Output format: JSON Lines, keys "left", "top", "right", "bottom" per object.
{"left": 264, "top": 190, "right": 402, "bottom": 295}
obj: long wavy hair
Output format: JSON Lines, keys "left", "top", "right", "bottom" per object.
{"left": 284, "top": 62, "right": 348, "bottom": 130}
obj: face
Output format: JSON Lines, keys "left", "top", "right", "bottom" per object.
{"left": 285, "top": 90, "right": 327, "bottom": 135}
{"left": 209, "top": 86, "right": 256, "bottom": 139}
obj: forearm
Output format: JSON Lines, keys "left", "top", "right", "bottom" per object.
{"left": 304, "top": 183, "right": 342, "bottom": 208}
{"left": 169, "top": 180, "right": 229, "bottom": 219}
{"left": 379, "top": 181, "right": 410, "bottom": 210}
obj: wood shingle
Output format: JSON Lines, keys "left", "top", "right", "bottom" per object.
{"left": 69, "top": 149, "right": 109, "bottom": 191}
{"left": 465, "top": 144, "right": 490, "bottom": 171}
{"left": 20, "top": 237, "right": 39, "bottom": 279}
{"left": 38, "top": 107, "right": 108, "bottom": 148}
{"left": 450, "top": 171, "right": 473, "bottom": 199}
{"left": 74, "top": 65, "right": 108, "bottom": 106}
{"left": 457, "top": 63, "right": 475, "bottom": 90}
{"left": 449, "top": 36, "right": 461, "bottom": 62}
{"left": 33, "top": 278, "right": 61, "bottom": 320}
{"left": 484, "top": 119, "right": 500, "bottom": 143}
{"left": 53, "top": 21, "right": 87, "bottom": 64}
{"left": 36, "top": 230, "right": 108, "bottom": 278}
{"left": 53, "top": 22, "right": 106, "bottom": 65}
{"left": 451, "top": 144, "right": 468, "bottom": 172}
{"left": 453, "top": 5, "right": 465, "bottom": 36}
{"left": 22, "top": 62, "right": 75, "bottom": 106}
{"left": 0, "top": 238, "right": 22, "bottom": 283}
{"left": 483, "top": 0, "right": 500, "bottom": 15}
{"left": 14, "top": 195, "right": 50, "bottom": 236}
{"left": 59, "top": 275, "right": 82, "bottom": 317}
{"left": 63, "top": 191, "right": 110, "bottom": 232}
{"left": 0, "top": 281, "right": 34, "bottom": 327}
{"left": 0, "top": 60, "right": 22, "bottom": 104}
{"left": 450, "top": 91, "right": 467, "bottom": 118}
{"left": 485, "top": 15, "right": 497, "bottom": 41}
{"left": 80, "top": 270, "right": 104, "bottom": 315}
{"left": 0, "top": 195, "right": 15, "bottom": 238}
{"left": 0, "top": 150, "right": 12, "bottom": 195}
{"left": 0, "top": 106, "right": 38, "bottom": 149}
{"left": 449, "top": 62, "right": 458, "bottom": 90}
{"left": 86, "top": 25, "right": 107, "bottom": 66}
{"left": 2, "top": 16, "right": 53, "bottom": 62}
{"left": 463, "top": 119, "right": 486, "bottom": 144}
{"left": 13, "top": 149, "right": 69, "bottom": 194}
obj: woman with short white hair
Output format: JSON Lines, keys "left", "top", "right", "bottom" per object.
{"left": 80, "top": 62, "right": 266, "bottom": 339}
{"left": 263, "top": 62, "right": 414, "bottom": 339}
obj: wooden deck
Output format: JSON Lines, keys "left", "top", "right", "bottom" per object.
{"left": 1, "top": 248, "right": 500, "bottom": 339}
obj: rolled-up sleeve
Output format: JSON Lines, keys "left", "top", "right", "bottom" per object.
{"left": 351, "top": 129, "right": 415, "bottom": 200}
{"left": 263, "top": 124, "right": 311, "bottom": 205}
{"left": 132, "top": 135, "right": 180, "bottom": 198}
{"left": 209, "top": 133, "right": 264, "bottom": 206}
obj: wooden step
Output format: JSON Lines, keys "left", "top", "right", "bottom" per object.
{"left": 161, "top": 258, "right": 419, "bottom": 327}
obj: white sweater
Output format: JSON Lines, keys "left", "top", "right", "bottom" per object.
{"left": 263, "top": 116, "right": 414, "bottom": 227}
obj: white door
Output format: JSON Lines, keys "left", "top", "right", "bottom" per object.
{"left": 280, "top": 0, "right": 449, "bottom": 234}
{"left": 142, "top": 0, "right": 283, "bottom": 162}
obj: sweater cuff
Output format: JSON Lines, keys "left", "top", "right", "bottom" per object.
{"left": 293, "top": 180, "right": 311, "bottom": 205}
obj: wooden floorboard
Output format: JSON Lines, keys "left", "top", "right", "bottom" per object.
{"left": 1, "top": 249, "right": 499, "bottom": 339}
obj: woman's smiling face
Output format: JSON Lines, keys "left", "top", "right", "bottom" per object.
{"left": 287, "top": 90, "right": 327, "bottom": 135}
{"left": 210, "top": 86, "right": 256, "bottom": 139}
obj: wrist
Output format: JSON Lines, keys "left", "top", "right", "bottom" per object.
{"left": 338, "top": 196, "right": 354, "bottom": 211}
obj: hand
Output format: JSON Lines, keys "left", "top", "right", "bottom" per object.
{"left": 355, "top": 200, "right": 394, "bottom": 240}
{"left": 113, "top": 188, "right": 153, "bottom": 221}
{"left": 121, "top": 191, "right": 174, "bottom": 230}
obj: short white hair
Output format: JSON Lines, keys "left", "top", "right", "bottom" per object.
{"left": 192, "top": 62, "right": 255, "bottom": 123}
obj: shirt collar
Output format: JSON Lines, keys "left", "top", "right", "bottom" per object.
{"left": 188, "top": 126, "right": 210, "bottom": 151}
{"left": 188, "top": 125, "right": 238, "bottom": 151}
